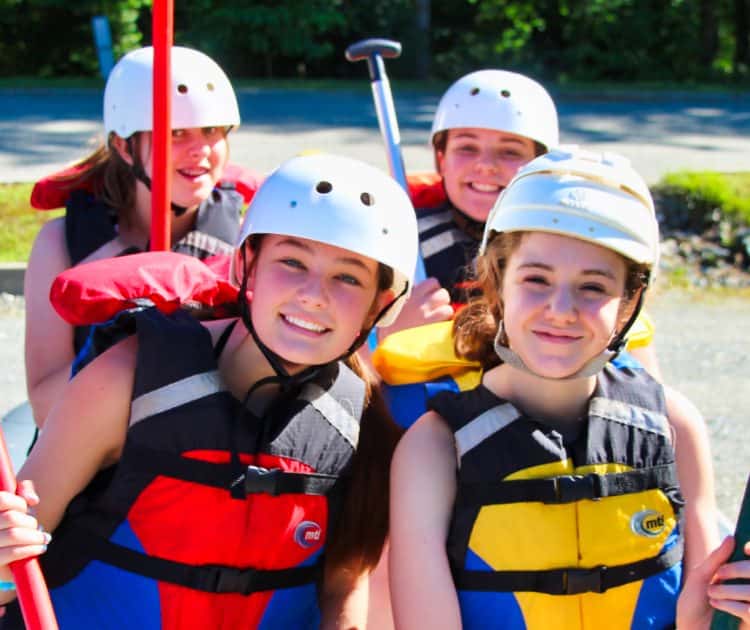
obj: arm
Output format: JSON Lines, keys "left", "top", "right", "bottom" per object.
{"left": 24, "top": 218, "right": 75, "bottom": 427}
{"left": 389, "top": 412, "right": 462, "bottom": 630}
{"left": 0, "top": 337, "right": 136, "bottom": 599}
{"left": 666, "top": 386, "right": 720, "bottom": 572}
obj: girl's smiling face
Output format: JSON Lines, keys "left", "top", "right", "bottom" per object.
{"left": 436, "top": 127, "right": 537, "bottom": 223}
{"left": 245, "top": 235, "right": 392, "bottom": 368}
{"left": 501, "top": 232, "right": 629, "bottom": 379}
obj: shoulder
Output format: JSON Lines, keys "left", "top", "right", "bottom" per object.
{"left": 394, "top": 411, "right": 455, "bottom": 469}
{"left": 28, "top": 217, "right": 67, "bottom": 265}
{"left": 664, "top": 385, "right": 708, "bottom": 443}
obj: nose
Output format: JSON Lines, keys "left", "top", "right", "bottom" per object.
{"left": 474, "top": 149, "right": 500, "bottom": 173}
{"left": 545, "top": 285, "right": 577, "bottom": 322}
{"left": 297, "top": 274, "right": 329, "bottom": 310}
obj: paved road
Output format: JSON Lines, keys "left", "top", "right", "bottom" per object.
{"left": 2, "top": 87, "right": 750, "bottom": 184}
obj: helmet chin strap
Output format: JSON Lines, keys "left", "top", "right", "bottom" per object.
{"left": 235, "top": 247, "right": 409, "bottom": 393}
{"left": 127, "top": 137, "right": 190, "bottom": 217}
{"left": 493, "top": 288, "right": 647, "bottom": 381}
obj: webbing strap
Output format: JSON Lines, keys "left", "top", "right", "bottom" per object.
{"left": 456, "top": 463, "right": 677, "bottom": 506}
{"left": 127, "top": 447, "right": 340, "bottom": 496}
{"left": 66, "top": 527, "right": 322, "bottom": 594}
{"left": 453, "top": 538, "right": 683, "bottom": 595}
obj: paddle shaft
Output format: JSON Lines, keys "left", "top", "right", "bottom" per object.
{"left": 0, "top": 431, "right": 58, "bottom": 629}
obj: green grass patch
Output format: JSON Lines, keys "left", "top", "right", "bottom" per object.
{"left": 653, "top": 171, "right": 750, "bottom": 232}
{"left": 0, "top": 183, "right": 63, "bottom": 262}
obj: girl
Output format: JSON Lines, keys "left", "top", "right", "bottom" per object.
{"left": 1, "top": 153, "right": 417, "bottom": 628}
{"left": 389, "top": 147, "right": 749, "bottom": 629}
{"left": 25, "top": 46, "right": 244, "bottom": 427}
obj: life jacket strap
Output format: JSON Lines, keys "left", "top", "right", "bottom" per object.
{"left": 128, "top": 447, "right": 341, "bottom": 496}
{"left": 231, "top": 465, "right": 340, "bottom": 497}
{"left": 65, "top": 527, "right": 323, "bottom": 594}
{"left": 452, "top": 537, "right": 683, "bottom": 595}
{"left": 456, "top": 463, "right": 677, "bottom": 506}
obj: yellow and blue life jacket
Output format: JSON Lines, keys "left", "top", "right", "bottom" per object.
{"left": 428, "top": 364, "right": 683, "bottom": 630}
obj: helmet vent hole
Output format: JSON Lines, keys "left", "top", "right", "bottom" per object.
{"left": 177, "top": 84, "right": 188, "bottom": 94}
{"left": 290, "top": 200, "right": 298, "bottom": 208}
{"left": 501, "top": 89, "right": 511, "bottom": 98}
{"left": 360, "top": 192, "right": 374, "bottom": 206}
{"left": 316, "top": 181, "right": 333, "bottom": 194}
{"left": 382, "top": 227, "right": 389, "bottom": 235}
{"left": 470, "top": 87, "right": 480, "bottom": 96}
{"left": 207, "top": 82, "right": 215, "bottom": 92}
{"left": 552, "top": 218, "right": 559, "bottom": 224}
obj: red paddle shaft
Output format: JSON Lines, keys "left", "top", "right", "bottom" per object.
{"left": 0, "top": 432, "right": 57, "bottom": 629}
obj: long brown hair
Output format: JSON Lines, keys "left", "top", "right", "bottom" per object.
{"left": 52, "top": 133, "right": 146, "bottom": 221}
{"left": 453, "top": 231, "right": 651, "bottom": 370}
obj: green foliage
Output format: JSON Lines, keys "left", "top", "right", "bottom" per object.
{"left": 0, "top": 0, "right": 148, "bottom": 76}
{"left": 654, "top": 171, "right": 750, "bottom": 268}
{"left": 654, "top": 171, "right": 750, "bottom": 231}
{"left": 0, "top": 183, "right": 62, "bottom": 262}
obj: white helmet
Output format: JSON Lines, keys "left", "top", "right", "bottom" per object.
{"left": 482, "top": 146, "right": 659, "bottom": 379}
{"left": 234, "top": 154, "right": 419, "bottom": 327}
{"left": 480, "top": 145, "right": 659, "bottom": 272}
{"left": 431, "top": 69, "right": 559, "bottom": 151}
{"left": 104, "top": 46, "right": 240, "bottom": 138}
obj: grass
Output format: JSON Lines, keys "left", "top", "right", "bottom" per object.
{"left": 0, "top": 183, "right": 63, "bottom": 262}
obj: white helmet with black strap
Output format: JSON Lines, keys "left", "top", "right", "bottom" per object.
{"left": 481, "top": 145, "right": 659, "bottom": 378}
{"left": 233, "top": 153, "right": 419, "bottom": 386}
{"left": 431, "top": 69, "right": 559, "bottom": 151}
{"left": 104, "top": 46, "right": 240, "bottom": 216}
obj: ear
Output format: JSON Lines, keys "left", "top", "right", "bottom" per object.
{"left": 436, "top": 149, "right": 446, "bottom": 176}
{"left": 110, "top": 134, "right": 134, "bottom": 166}
{"left": 615, "top": 285, "right": 644, "bottom": 337}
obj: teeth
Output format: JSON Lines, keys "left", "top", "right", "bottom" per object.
{"left": 284, "top": 315, "right": 326, "bottom": 332}
{"left": 470, "top": 183, "right": 500, "bottom": 193}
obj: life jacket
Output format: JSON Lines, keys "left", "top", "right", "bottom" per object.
{"left": 9, "top": 307, "right": 365, "bottom": 630}
{"left": 372, "top": 318, "right": 656, "bottom": 430}
{"left": 61, "top": 185, "right": 242, "bottom": 356}
{"left": 429, "top": 365, "right": 683, "bottom": 630}
{"left": 416, "top": 202, "right": 480, "bottom": 308}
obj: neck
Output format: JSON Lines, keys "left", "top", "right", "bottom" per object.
{"left": 484, "top": 364, "right": 597, "bottom": 426}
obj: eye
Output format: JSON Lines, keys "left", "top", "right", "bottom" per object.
{"left": 523, "top": 274, "right": 549, "bottom": 286}
{"left": 203, "top": 126, "right": 218, "bottom": 136}
{"left": 171, "top": 128, "right": 187, "bottom": 139}
{"left": 336, "top": 273, "right": 363, "bottom": 287}
{"left": 280, "top": 257, "right": 305, "bottom": 270}
{"left": 580, "top": 283, "right": 607, "bottom": 295}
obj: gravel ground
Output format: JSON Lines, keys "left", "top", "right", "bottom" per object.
{"left": 2, "top": 289, "right": 748, "bottom": 521}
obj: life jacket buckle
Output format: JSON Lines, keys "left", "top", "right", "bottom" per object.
{"left": 563, "top": 565, "right": 607, "bottom": 595}
{"left": 551, "top": 474, "right": 602, "bottom": 503}
{"left": 242, "top": 465, "right": 282, "bottom": 496}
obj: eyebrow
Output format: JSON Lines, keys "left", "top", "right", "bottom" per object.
{"left": 517, "top": 262, "right": 617, "bottom": 280}
{"left": 452, "top": 132, "right": 526, "bottom": 146}
{"left": 275, "top": 238, "right": 371, "bottom": 272}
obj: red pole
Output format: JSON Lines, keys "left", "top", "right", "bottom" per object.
{"left": 0, "top": 432, "right": 58, "bottom": 629}
{"left": 150, "top": 0, "right": 173, "bottom": 251}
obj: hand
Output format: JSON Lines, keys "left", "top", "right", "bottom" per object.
{"left": 380, "top": 278, "right": 453, "bottom": 339}
{"left": 677, "top": 536, "right": 750, "bottom": 629}
{"left": 0, "top": 480, "right": 50, "bottom": 568}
